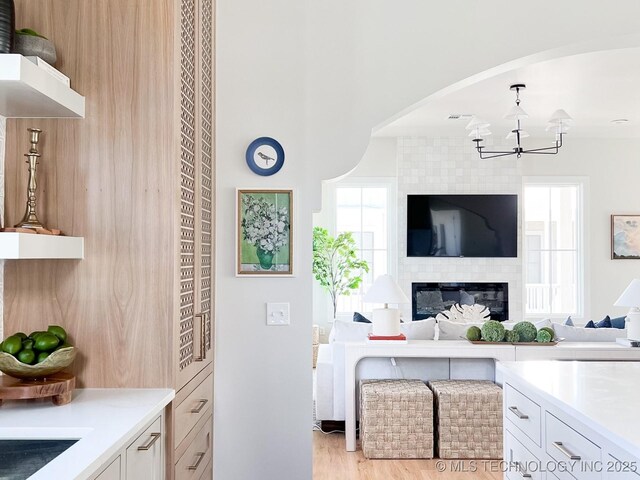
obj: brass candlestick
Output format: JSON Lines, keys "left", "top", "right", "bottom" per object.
{"left": 15, "top": 128, "right": 45, "bottom": 229}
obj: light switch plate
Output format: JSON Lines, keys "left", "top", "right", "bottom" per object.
{"left": 267, "top": 302, "right": 290, "bottom": 326}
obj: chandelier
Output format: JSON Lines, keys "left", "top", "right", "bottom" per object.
{"left": 466, "top": 84, "right": 572, "bottom": 159}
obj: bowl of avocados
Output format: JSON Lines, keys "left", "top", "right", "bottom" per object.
{"left": 0, "top": 325, "right": 76, "bottom": 379}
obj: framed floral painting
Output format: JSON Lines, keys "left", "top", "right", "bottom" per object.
{"left": 612, "top": 214, "right": 640, "bottom": 259}
{"left": 237, "top": 189, "right": 293, "bottom": 275}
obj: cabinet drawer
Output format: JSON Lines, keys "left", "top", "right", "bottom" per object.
{"left": 126, "top": 416, "right": 163, "bottom": 480}
{"left": 546, "top": 412, "right": 601, "bottom": 480}
{"left": 176, "top": 373, "right": 213, "bottom": 448}
{"left": 95, "top": 456, "right": 121, "bottom": 480}
{"left": 505, "top": 383, "right": 542, "bottom": 447}
{"left": 604, "top": 446, "right": 640, "bottom": 479}
{"left": 198, "top": 458, "right": 213, "bottom": 480}
{"left": 176, "top": 414, "right": 213, "bottom": 480}
{"left": 505, "top": 430, "right": 542, "bottom": 480}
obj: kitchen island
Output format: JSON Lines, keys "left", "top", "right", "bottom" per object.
{"left": 0, "top": 388, "right": 174, "bottom": 480}
{"left": 498, "top": 361, "right": 640, "bottom": 480}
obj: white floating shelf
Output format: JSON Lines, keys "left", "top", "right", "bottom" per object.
{"left": 0, "top": 233, "right": 84, "bottom": 259}
{"left": 0, "top": 54, "right": 85, "bottom": 118}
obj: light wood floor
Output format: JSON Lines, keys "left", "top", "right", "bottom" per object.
{"left": 313, "top": 432, "right": 503, "bottom": 480}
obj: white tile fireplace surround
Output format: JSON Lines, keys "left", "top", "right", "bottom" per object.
{"left": 397, "top": 136, "right": 523, "bottom": 321}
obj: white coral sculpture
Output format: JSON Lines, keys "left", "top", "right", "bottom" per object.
{"left": 435, "top": 303, "right": 491, "bottom": 323}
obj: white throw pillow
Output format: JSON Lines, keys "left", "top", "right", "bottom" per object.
{"left": 437, "top": 319, "right": 484, "bottom": 340}
{"left": 503, "top": 319, "right": 552, "bottom": 329}
{"left": 400, "top": 318, "right": 436, "bottom": 340}
{"left": 552, "top": 322, "right": 626, "bottom": 342}
{"left": 329, "top": 320, "right": 372, "bottom": 343}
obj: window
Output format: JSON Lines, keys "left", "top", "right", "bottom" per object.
{"left": 334, "top": 183, "right": 394, "bottom": 315}
{"left": 524, "top": 180, "right": 583, "bottom": 318}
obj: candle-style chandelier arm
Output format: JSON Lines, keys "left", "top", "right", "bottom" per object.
{"left": 475, "top": 149, "right": 524, "bottom": 160}
{"left": 475, "top": 133, "right": 564, "bottom": 159}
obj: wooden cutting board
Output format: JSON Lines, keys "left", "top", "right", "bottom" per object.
{"left": 0, "top": 373, "right": 75, "bottom": 406}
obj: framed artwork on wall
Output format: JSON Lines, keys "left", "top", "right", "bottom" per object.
{"left": 612, "top": 215, "right": 640, "bottom": 259}
{"left": 237, "top": 189, "right": 293, "bottom": 276}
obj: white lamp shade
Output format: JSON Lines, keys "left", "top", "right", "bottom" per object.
{"left": 615, "top": 279, "right": 640, "bottom": 307}
{"left": 363, "top": 274, "right": 410, "bottom": 305}
{"left": 548, "top": 109, "right": 573, "bottom": 125}
{"left": 504, "top": 105, "right": 529, "bottom": 120}
{"left": 465, "top": 116, "right": 490, "bottom": 130}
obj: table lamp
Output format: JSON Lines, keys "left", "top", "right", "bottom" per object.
{"left": 363, "top": 274, "right": 410, "bottom": 336}
{"left": 614, "top": 279, "right": 640, "bottom": 340}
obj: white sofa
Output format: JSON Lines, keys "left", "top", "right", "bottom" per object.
{"left": 315, "top": 318, "right": 628, "bottom": 422}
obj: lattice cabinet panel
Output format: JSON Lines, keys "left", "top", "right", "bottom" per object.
{"left": 179, "top": 0, "right": 198, "bottom": 373}
{"left": 200, "top": 0, "right": 214, "bottom": 356}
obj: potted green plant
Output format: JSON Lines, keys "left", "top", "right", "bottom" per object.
{"left": 312, "top": 227, "right": 369, "bottom": 319}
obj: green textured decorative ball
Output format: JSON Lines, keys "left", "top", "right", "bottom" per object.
{"left": 513, "top": 321, "right": 538, "bottom": 342}
{"left": 536, "top": 330, "right": 553, "bottom": 343}
{"left": 539, "top": 326, "right": 555, "bottom": 341}
{"left": 504, "top": 330, "right": 520, "bottom": 343}
{"left": 481, "top": 320, "right": 505, "bottom": 343}
{"left": 466, "top": 326, "right": 482, "bottom": 341}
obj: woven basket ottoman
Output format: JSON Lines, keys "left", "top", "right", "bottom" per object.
{"left": 428, "top": 380, "right": 503, "bottom": 459}
{"left": 360, "top": 379, "right": 433, "bottom": 459}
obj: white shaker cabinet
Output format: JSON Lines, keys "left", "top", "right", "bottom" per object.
{"left": 91, "top": 415, "right": 164, "bottom": 480}
{"left": 499, "top": 362, "right": 640, "bottom": 480}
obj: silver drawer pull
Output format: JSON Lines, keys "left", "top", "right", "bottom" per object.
{"left": 553, "top": 441, "right": 581, "bottom": 460}
{"left": 188, "top": 452, "right": 206, "bottom": 470}
{"left": 191, "top": 399, "right": 209, "bottom": 414}
{"left": 509, "top": 406, "right": 529, "bottom": 419}
{"left": 137, "top": 432, "right": 161, "bottom": 451}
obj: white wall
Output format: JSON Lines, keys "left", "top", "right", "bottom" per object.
{"left": 523, "top": 138, "right": 640, "bottom": 321}
{"left": 216, "top": 2, "right": 640, "bottom": 478}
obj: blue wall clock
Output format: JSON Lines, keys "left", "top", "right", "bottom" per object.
{"left": 246, "top": 137, "right": 285, "bottom": 176}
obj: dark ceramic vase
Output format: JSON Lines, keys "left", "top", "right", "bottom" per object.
{"left": 0, "top": 0, "right": 14, "bottom": 54}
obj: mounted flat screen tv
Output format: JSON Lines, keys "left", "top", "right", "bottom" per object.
{"left": 407, "top": 194, "right": 517, "bottom": 258}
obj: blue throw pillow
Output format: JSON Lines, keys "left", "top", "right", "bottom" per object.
{"left": 584, "top": 320, "right": 596, "bottom": 328}
{"left": 564, "top": 316, "right": 574, "bottom": 326}
{"left": 595, "top": 316, "right": 612, "bottom": 328}
{"left": 353, "top": 312, "right": 371, "bottom": 323}
{"left": 611, "top": 316, "right": 627, "bottom": 329}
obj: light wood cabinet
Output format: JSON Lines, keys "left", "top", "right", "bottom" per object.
{"left": 175, "top": 413, "right": 213, "bottom": 480}
{"left": 175, "top": 370, "right": 214, "bottom": 449}
{"left": 5, "top": 1, "right": 216, "bottom": 479}
{"left": 198, "top": 460, "right": 213, "bottom": 480}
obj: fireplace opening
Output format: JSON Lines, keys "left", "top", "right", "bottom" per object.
{"left": 412, "top": 282, "right": 509, "bottom": 321}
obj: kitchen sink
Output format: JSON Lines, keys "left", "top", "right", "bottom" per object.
{"left": 0, "top": 439, "right": 78, "bottom": 480}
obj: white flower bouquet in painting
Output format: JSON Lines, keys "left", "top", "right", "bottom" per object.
{"left": 241, "top": 193, "right": 290, "bottom": 270}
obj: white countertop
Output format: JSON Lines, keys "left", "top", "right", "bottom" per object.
{"left": 0, "top": 388, "right": 174, "bottom": 480}
{"left": 498, "top": 361, "right": 640, "bottom": 459}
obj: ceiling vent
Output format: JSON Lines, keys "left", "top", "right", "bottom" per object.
{"left": 448, "top": 114, "right": 473, "bottom": 120}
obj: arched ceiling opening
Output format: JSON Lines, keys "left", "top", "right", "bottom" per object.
{"left": 374, "top": 47, "right": 640, "bottom": 140}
